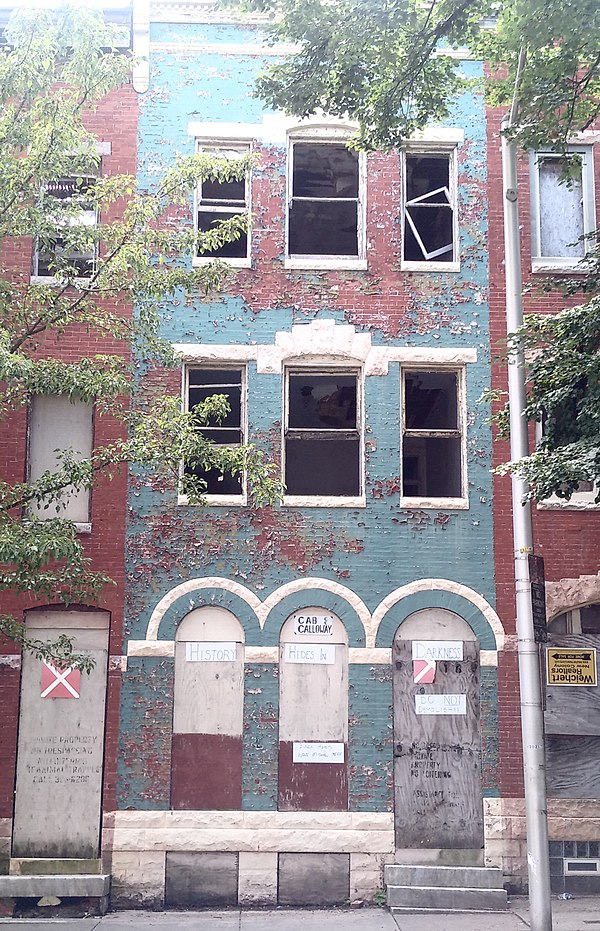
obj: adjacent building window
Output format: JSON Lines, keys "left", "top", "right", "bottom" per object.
{"left": 33, "top": 175, "right": 98, "bottom": 278}
{"left": 401, "top": 370, "right": 465, "bottom": 502}
{"left": 284, "top": 370, "right": 361, "bottom": 498}
{"left": 184, "top": 367, "right": 245, "bottom": 498}
{"left": 402, "top": 152, "right": 458, "bottom": 268}
{"left": 287, "top": 141, "right": 364, "bottom": 263}
{"left": 196, "top": 144, "right": 250, "bottom": 262}
{"left": 28, "top": 394, "right": 93, "bottom": 523}
{"left": 530, "top": 147, "right": 595, "bottom": 269}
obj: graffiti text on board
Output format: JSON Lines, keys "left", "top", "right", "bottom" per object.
{"left": 293, "top": 614, "right": 334, "bottom": 636}
{"left": 411, "top": 640, "right": 464, "bottom": 661}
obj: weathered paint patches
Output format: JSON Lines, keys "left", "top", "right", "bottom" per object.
{"left": 242, "top": 664, "right": 279, "bottom": 810}
{"left": 348, "top": 665, "right": 393, "bottom": 812}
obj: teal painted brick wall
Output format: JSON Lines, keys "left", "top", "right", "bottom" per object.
{"left": 348, "top": 664, "right": 393, "bottom": 811}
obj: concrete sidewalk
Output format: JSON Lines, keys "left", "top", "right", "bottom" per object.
{"left": 0, "top": 899, "right": 599, "bottom": 931}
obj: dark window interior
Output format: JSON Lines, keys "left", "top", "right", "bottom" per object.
{"left": 289, "top": 143, "right": 360, "bottom": 257}
{"left": 186, "top": 368, "right": 243, "bottom": 495}
{"left": 582, "top": 604, "right": 600, "bottom": 635}
{"left": 285, "top": 373, "right": 360, "bottom": 495}
{"left": 197, "top": 152, "right": 248, "bottom": 260}
{"left": 402, "top": 371, "right": 461, "bottom": 498}
{"left": 404, "top": 155, "right": 454, "bottom": 263}
{"left": 197, "top": 211, "right": 248, "bottom": 259}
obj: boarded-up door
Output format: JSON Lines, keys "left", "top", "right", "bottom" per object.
{"left": 12, "top": 609, "right": 109, "bottom": 859}
{"left": 171, "top": 606, "right": 244, "bottom": 810}
{"left": 393, "top": 629, "right": 483, "bottom": 849}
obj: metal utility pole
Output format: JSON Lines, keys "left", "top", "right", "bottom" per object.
{"left": 501, "top": 95, "right": 553, "bottom": 929}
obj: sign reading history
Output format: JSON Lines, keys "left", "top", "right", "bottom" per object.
{"left": 546, "top": 648, "right": 597, "bottom": 686}
{"left": 283, "top": 642, "right": 336, "bottom": 664}
{"left": 411, "top": 640, "right": 464, "bottom": 661}
{"left": 185, "top": 641, "right": 237, "bottom": 662}
{"left": 293, "top": 742, "right": 345, "bottom": 764}
{"left": 415, "top": 693, "right": 467, "bottom": 715}
{"left": 292, "top": 613, "right": 335, "bottom": 636}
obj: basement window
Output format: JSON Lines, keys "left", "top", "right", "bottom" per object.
{"left": 530, "top": 148, "right": 595, "bottom": 271}
{"left": 286, "top": 141, "right": 365, "bottom": 268}
{"left": 33, "top": 175, "right": 98, "bottom": 279}
{"left": 195, "top": 144, "right": 250, "bottom": 264}
{"left": 184, "top": 367, "right": 245, "bottom": 500}
{"left": 402, "top": 152, "right": 458, "bottom": 269}
{"left": 401, "top": 370, "right": 466, "bottom": 505}
{"left": 284, "top": 370, "right": 363, "bottom": 503}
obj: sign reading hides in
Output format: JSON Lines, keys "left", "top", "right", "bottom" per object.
{"left": 293, "top": 742, "right": 345, "bottom": 764}
{"left": 546, "top": 648, "right": 597, "bottom": 686}
{"left": 411, "top": 640, "right": 464, "bottom": 661}
{"left": 283, "top": 643, "right": 336, "bottom": 664}
{"left": 185, "top": 641, "right": 237, "bottom": 662}
{"left": 415, "top": 694, "right": 467, "bottom": 715}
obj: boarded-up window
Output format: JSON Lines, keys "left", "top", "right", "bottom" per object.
{"left": 531, "top": 148, "right": 594, "bottom": 264}
{"left": 284, "top": 371, "right": 361, "bottom": 497}
{"left": 33, "top": 175, "right": 98, "bottom": 278}
{"left": 403, "top": 153, "right": 456, "bottom": 264}
{"left": 402, "top": 370, "right": 463, "bottom": 500}
{"left": 196, "top": 144, "right": 250, "bottom": 260}
{"left": 184, "top": 367, "right": 245, "bottom": 497}
{"left": 28, "top": 395, "right": 93, "bottom": 522}
{"left": 288, "top": 142, "right": 362, "bottom": 258}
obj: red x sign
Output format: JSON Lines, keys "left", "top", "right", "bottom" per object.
{"left": 40, "top": 661, "right": 81, "bottom": 699}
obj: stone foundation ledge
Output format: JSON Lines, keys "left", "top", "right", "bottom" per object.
{"left": 109, "top": 827, "right": 395, "bottom": 854}
{"left": 0, "top": 873, "right": 110, "bottom": 897}
{"left": 106, "top": 810, "right": 394, "bottom": 831}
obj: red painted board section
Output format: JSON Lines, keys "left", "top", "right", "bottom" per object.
{"left": 171, "top": 733, "right": 242, "bottom": 810}
{"left": 278, "top": 740, "right": 348, "bottom": 811}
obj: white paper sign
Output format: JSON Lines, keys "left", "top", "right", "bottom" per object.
{"left": 293, "top": 742, "right": 345, "bottom": 764}
{"left": 292, "top": 613, "right": 335, "bottom": 636}
{"left": 415, "top": 694, "right": 467, "bottom": 715}
{"left": 186, "top": 641, "right": 237, "bottom": 662}
{"left": 412, "top": 640, "right": 464, "bottom": 661}
{"left": 284, "top": 643, "right": 336, "bottom": 664}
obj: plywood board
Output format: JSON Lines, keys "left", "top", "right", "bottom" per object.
{"left": 546, "top": 735, "right": 600, "bottom": 798}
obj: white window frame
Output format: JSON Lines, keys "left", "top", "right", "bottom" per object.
{"left": 193, "top": 140, "right": 252, "bottom": 269}
{"left": 530, "top": 146, "right": 596, "bottom": 272}
{"left": 285, "top": 129, "right": 367, "bottom": 271}
{"left": 282, "top": 366, "right": 366, "bottom": 508}
{"left": 401, "top": 144, "right": 460, "bottom": 273}
{"left": 534, "top": 420, "right": 599, "bottom": 509}
{"left": 400, "top": 366, "right": 468, "bottom": 509}
{"left": 179, "top": 364, "right": 248, "bottom": 506}
{"left": 31, "top": 173, "right": 99, "bottom": 283}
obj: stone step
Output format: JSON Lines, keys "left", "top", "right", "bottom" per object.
{"left": 387, "top": 884, "right": 508, "bottom": 911}
{"left": 394, "top": 847, "right": 484, "bottom": 866}
{"left": 10, "top": 858, "right": 102, "bottom": 876}
{"left": 385, "top": 863, "right": 505, "bottom": 889}
{"left": 0, "top": 873, "right": 110, "bottom": 897}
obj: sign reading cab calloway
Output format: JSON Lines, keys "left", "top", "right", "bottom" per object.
{"left": 292, "top": 612, "right": 335, "bottom": 636}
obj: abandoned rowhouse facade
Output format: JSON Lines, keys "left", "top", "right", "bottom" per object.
{"left": 111, "top": 3, "right": 506, "bottom": 908}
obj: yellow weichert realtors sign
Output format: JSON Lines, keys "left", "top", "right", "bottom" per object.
{"left": 546, "top": 648, "right": 597, "bottom": 687}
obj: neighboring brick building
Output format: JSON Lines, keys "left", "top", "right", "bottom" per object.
{"left": 487, "top": 108, "right": 600, "bottom": 894}
{"left": 110, "top": 1, "right": 504, "bottom": 908}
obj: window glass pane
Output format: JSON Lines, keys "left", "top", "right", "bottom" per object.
{"left": 285, "top": 436, "right": 360, "bottom": 495}
{"left": 189, "top": 371, "right": 241, "bottom": 428}
{"left": 547, "top": 613, "right": 570, "bottom": 634}
{"left": 201, "top": 177, "right": 246, "bottom": 205}
{"left": 293, "top": 143, "right": 359, "bottom": 199}
{"left": 581, "top": 604, "right": 600, "bottom": 635}
{"left": 289, "top": 200, "right": 358, "bottom": 256}
{"left": 406, "top": 156, "right": 450, "bottom": 203}
{"left": 197, "top": 211, "right": 247, "bottom": 258}
{"left": 539, "top": 157, "right": 584, "bottom": 258}
{"left": 402, "top": 435, "right": 462, "bottom": 497}
{"left": 288, "top": 375, "right": 357, "bottom": 429}
{"left": 405, "top": 372, "right": 458, "bottom": 430}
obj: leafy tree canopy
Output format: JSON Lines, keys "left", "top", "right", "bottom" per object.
{"left": 0, "top": 4, "right": 280, "bottom": 669}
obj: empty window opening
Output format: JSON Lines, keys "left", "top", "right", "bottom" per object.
{"left": 288, "top": 143, "right": 360, "bottom": 258}
{"left": 402, "top": 370, "right": 462, "bottom": 498}
{"left": 34, "top": 175, "right": 98, "bottom": 278}
{"left": 185, "top": 368, "right": 244, "bottom": 496}
{"left": 549, "top": 604, "right": 600, "bottom": 636}
{"left": 285, "top": 371, "right": 360, "bottom": 496}
{"left": 196, "top": 145, "right": 249, "bottom": 260}
{"left": 403, "top": 155, "right": 455, "bottom": 263}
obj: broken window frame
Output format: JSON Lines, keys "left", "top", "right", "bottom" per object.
{"left": 401, "top": 146, "right": 459, "bottom": 272}
{"left": 400, "top": 367, "right": 468, "bottom": 508}
{"left": 530, "top": 146, "right": 595, "bottom": 271}
{"left": 181, "top": 365, "right": 248, "bottom": 505}
{"left": 194, "top": 141, "right": 251, "bottom": 267}
{"left": 285, "top": 132, "right": 367, "bottom": 270}
{"left": 32, "top": 173, "right": 99, "bottom": 280}
{"left": 283, "top": 367, "right": 365, "bottom": 507}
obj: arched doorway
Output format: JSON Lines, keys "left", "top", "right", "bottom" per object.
{"left": 393, "top": 608, "right": 483, "bottom": 849}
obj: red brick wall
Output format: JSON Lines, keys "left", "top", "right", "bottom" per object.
{"left": 0, "top": 84, "right": 138, "bottom": 820}
{"left": 486, "top": 105, "right": 600, "bottom": 797}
